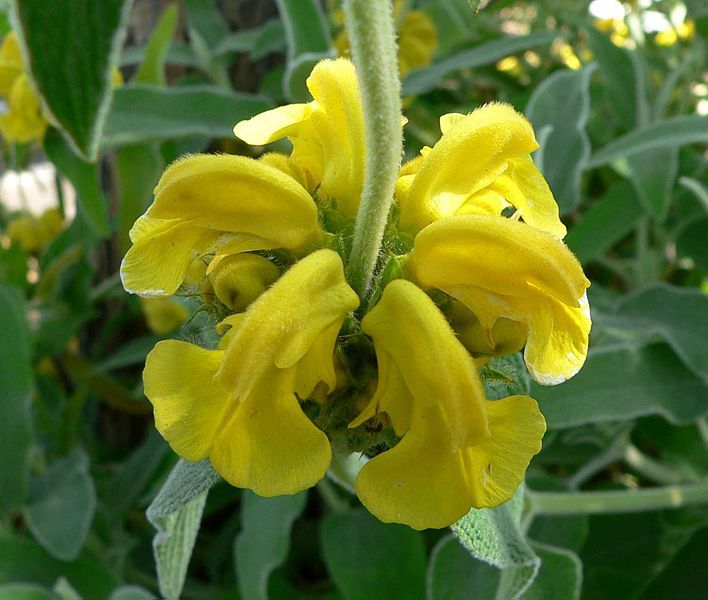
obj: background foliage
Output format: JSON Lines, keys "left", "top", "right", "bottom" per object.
{"left": 0, "top": 0, "right": 706, "bottom": 598}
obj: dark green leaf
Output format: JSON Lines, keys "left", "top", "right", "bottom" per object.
{"left": 134, "top": 3, "right": 178, "bottom": 86}
{"left": 0, "top": 584, "right": 54, "bottom": 600}
{"left": 427, "top": 535, "right": 500, "bottom": 600}
{"left": 565, "top": 181, "right": 643, "bottom": 263}
{"left": 23, "top": 449, "right": 96, "bottom": 561}
{"left": 533, "top": 343, "right": 708, "bottom": 429}
{"left": 102, "top": 85, "right": 271, "bottom": 146}
{"left": 627, "top": 147, "right": 678, "bottom": 221}
{"left": 523, "top": 542, "right": 582, "bottom": 600}
{"left": 108, "top": 586, "right": 157, "bottom": 600}
{"left": 587, "top": 115, "right": 708, "bottom": 168}
{"left": 403, "top": 32, "right": 559, "bottom": 96}
{"left": 0, "top": 533, "right": 120, "bottom": 599}
{"left": 14, "top": 0, "right": 132, "bottom": 160}
{"left": 0, "top": 284, "right": 33, "bottom": 512}
{"left": 676, "top": 217, "right": 708, "bottom": 271}
{"left": 234, "top": 491, "right": 307, "bottom": 600}
{"left": 525, "top": 65, "right": 595, "bottom": 214}
{"left": 321, "top": 508, "right": 427, "bottom": 600}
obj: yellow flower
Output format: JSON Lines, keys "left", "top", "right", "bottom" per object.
{"left": 6, "top": 207, "right": 64, "bottom": 253}
{"left": 333, "top": 3, "right": 437, "bottom": 78}
{"left": 143, "top": 250, "right": 359, "bottom": 496}
{"left": 141, "top": 297, "right": 189, "bottom": 335}
{"left": 0, "top": 32, "right": 46, "bottom": 144}
{"left": 124, "top": 59, "right": 591, "bottom": 529}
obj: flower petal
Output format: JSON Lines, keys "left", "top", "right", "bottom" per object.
{"left": 361, "top": 279, "right": 489, "bottom": 451}
{"left": 208, "top": 253, "right": 280, "bottom": 311}
{"left": 120, "top": 216, "right": 216, "bottom": 297}
{"left": 399, "top": 103, "right": 539, "bottom": 233}
{"left": 150, "top": 153, "right": 321, "bottom": 251}
{"left": 233, "top": 103, "right": 313, "bottom": 145}
{"left": 463, "top": 395, "right": 546, "bottom": 508}
{"left": 209, "top": 365, "right": 332, "bottom": 496}
{"left": 144, "top": 341, "right": 231, "bottom": 461}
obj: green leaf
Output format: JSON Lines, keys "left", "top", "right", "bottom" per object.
{"left": 108, "top": 586, "right": 157, "bottom": 600}
{"left": 587, "top": 115, "right": 708, "bottom": 168}
{"left": 452, "top": 486, "right": 539, "bottom": 599}
{"left": 588, "top": 28, "right": 648, "bottom": 130}
{"left": 481, "top": 353, "right": 531, "bottom": 400}
{"left": 565, "top": 181, "right": 643, "bottom": 263}
{"left": 23, "top": 449, "right": 96, "bottom": 561}
{"left": 14, "top": 0, "right": 132, "bottom": 160}
{"left": 0, "top": 584, "right": 54, "bottom": 600}
{"left": 613, "top": 284, "right": 708, "bottom": 380}
{"left": 44, "top": 129, "right": 110, "bottom": 237}
{"left": 96, "top": 335, "right": 162, "bottom": 372}
{"left": 523, "top": 542, "right": 582, "bottom": 600}
{"left": 252, "top": 20, "right": 287, "bottom": 61}
{"left": 627, "top": 147, "right": 678, "bottom": 221}
{"left": 678, "top": 176, "right": 708, "bottom": 213}
{"left": 234, "top": 491, "right": 307, "bottom": 600}
{"left": 115, "top": 143, "right": 163, "bottom": 252}
{"left": 134, "top": 3, "right": 179, "bottom": 86}
{"left": 321, "top": 508, "right": 427, "bottom": 600}
{"left": 0, "top": 284, "right": 33, "bottom": 512}
{"left": 427, "top": 535, "right": 500, "bottom": 600}
{"left": 528, "top": 515, "right": 588, "bottom": 553}
{"left": 146, "top": 458, "right": 220, "bottom": 599}
{"left": 402, "top": 31, "right": 559, "bottom": 96}
{"left": 275, "top": 0, "right": 333, "bottom": 101}
{"left": 533, "top": 343, "right": 708, "bottom": 429}
{"left": 677, "top": 217, "right": 708, "bottom": 271}
{"left": 0, "top": 533, "right": 120, "bottom": 599}
{"left": 525, "top": 65, "right": 595, "bottom": 214}
{"left": 102, "top": 85, "right": 271, "bottom": 147}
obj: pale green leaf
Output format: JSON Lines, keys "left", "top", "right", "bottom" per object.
{"left": 525, "top": 65, "right": 595, "bottom": 214}
{"left": 627, "top": 147, "right": 678, "bottom": 221}
{"left": 234, "top": 491, "right": 307, "bottom": 600}
{"left": 0, "top": 584, "right": 54, "bottom": 600}
{"left": 588, "top": 115, "right": 708, "bottom": 168}
{"left": 533, "top": 343, "right": 708, "bottom": 429}
{"left": 403, "top": 32, "right": 559, "bottom": 96}
{"left": 523, "top": 542, "right": 582, "bottom": 600}
{"left": 134, "top": 3, "right": 178, "bottom": 86}
{"left": 102, "top": 85, "right": 271, "bottom": 146}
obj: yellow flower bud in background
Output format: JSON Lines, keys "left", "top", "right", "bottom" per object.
{"left": 141, "top": 297, "right": 189, "bottom": 335}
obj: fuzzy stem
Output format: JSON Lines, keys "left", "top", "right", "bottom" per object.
{"left": 527, "top": 481, "right": 708, "bottom": 516}
{"left": 343, "top": 0, "right": 402, "bottom": 301}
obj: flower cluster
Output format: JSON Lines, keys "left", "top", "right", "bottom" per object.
{"left": 122, "top": 59, "right": 590, "bottom": 529}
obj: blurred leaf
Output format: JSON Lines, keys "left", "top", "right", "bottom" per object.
{"left": 14, "top": 0, "right": 132, "bottom": 160}
{"left": 525, "top": 65, "right": 595, "bottom": 214}
{"left": 146, "top": 459, "right": 219, "bottom": 597}
{"left": 120, "top": 43, "right": 197, "bottom": 68}
{"left": 427, "top": 535, "right": 500, "bottom": 600}
{"left": 403, "top": 31, "right": 558, "bottom": 96}
{"left": 533, "top": 343, "right": 708, "bottom": 429}
{"left": 528, "top": 515, "right": 589, "bottom": 553}
{"left": 565, "top": 181, "right": 643, "bottom": 263}
{"left": 587, "top": 115, "right": 708, "bottom": 168}
{"left": 275, "top": 0, "right": 333, "bottom": 101}
{"left": 678, "top": 176, "right": 708, "bottom": 213}
{"left": 44, "top": 130, "right": 109, "bottom": 237}
{"left": 0, "top": 243, "right": 28, "bottom": 292}
{"left": 0, "top": 284, "right": 33, "bottom": 512}
{"left": 134, "top": 3, "right": 178, "bottom": 86}
{"left": 115, "top": 143, "right": 163, "bottom": 252}
{"left": 523, "top": 542, "right": 582, "bottom": 600}
{"left": 640, "top": 525, "right": 708, "bottom": 599}
{"left": 0, "top": 584, "right": 54, "bottom": 600}
{"left": 182, "top": 0, "right": 230, "bottom": 85}
{"left": 0, "top": 533, "right": 119, "bottom": 599}
{"left": 627, "top": 147, "right": 678, "bottom": 221}
{"left": 452, "top": 486, "right": 539, "bottom": 599}
{"left": 52, "top": 577, "right": 81, "bottom": 600}
{"left": 252, "top": 20, "right": 287, "bottom": 60}
{"left": 96, "top": 335, "right": 161, "bottom": 372}
{"left": 234, "top": 491, "right": 307, "bottom": 600}
{"left": 676, "top": 217, "right": 708, "bottom": 271}
{"left": 108, "top": 586, "right": 156, "bottom": 600}
{"left": 23, "top": 449, "right": 96, "bottom": 561}
{"left": 102, "top": 85, "right": 271, "bottom": 146}
{"left": 588, "top": 28, "right": 648, "bottom": 130}
{"left": 321, "top": 508, "right": 427, "bottom": 600}
{"left": 613, "top": 284, "right": 708, "bottom": 380}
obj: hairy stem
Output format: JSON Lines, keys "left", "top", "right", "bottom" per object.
{"left": 343, "top": 0, "right": 403, "bottom": 301}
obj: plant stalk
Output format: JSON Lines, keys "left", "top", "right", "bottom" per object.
{"left": 343, "top": 0, "right": 403, "bottom": 301}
